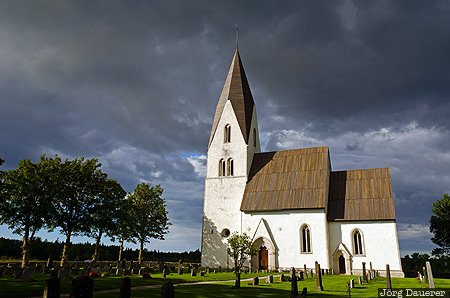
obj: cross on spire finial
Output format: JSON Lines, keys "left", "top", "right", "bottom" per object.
{"left": 235, "top": 25, "right": 239, "bottom": 49}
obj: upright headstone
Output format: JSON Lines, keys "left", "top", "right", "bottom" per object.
{"left": 425, "top": 261, "right": 435, "bottom": 288}
{"left": 120, "top": 277, "right": 131, "bottom": 298}
{"left": 267, "top": 275, "right": 274, "bottom": 283}
{"left": 423, "top": 266, "right": 428, "bottom": 285}
{"left": 22, "top": 268, "right": 32, "bottom": 282}
{"left": 386, "top": 264, "right": 392, "bottom": 290}
{"left": 362, "top": 262, "right": 368, "bottom": 283}
{"left": 253, "top": 277, "right": 259, "bottom": 286}
{"left": 417, "top": 271, "right": 423, "bottom": 282}
{"left": 358, "top": 276, "right": 362, "bottom": 285}
{"left": 310, "top": 269, "right": 314, "bottom": 277}
{"left": 190, "top": 268, "right": 196, "bottom": 276}
{"left": 315, "top": 261, "right": 323, "bottom": 291}
{"left": 301, "top": 287, "right": 307, "bottom": 297}
{"left": 299, "top": 270, "right": 304, "bottom": 280}
{"left": 290, "top": 267, "right": 298, "bottom": 298}
{"left": 369, "top": 262, "right": 373, "bottom": 271}
{"left": 349, "top": 278, "right": 355, "bottom": 288}
{"left": 43, "top": 277, "right": 60, "bottom": 298}
{"left": 70, "top": 276, "right": 94, "bottom": 298}
{"left": 280, "top": 273, "right": 285, "bottom": 282}
{"left": 161, "top": 281, "right": 175, "bottom": 298}
{"left": 304, "top": 264, "right": 308, "bottom": 278}
{"left": 47, "top": 256, "right": 54, "bottom": 268}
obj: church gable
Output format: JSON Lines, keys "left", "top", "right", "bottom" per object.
{"left": 327, "top": 168, "right": 396, "bottom": 221}
{"left": 240, "top": 147, "right": 330, "bottom": 212}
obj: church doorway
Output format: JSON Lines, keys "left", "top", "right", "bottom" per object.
{"left": 339, "top": 255, "right": 346, "bottom": 274}
{"left": 259, "top": 246, "right": 268, "bottom": 270}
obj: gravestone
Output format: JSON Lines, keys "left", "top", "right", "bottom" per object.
{"left": 347, "top": 282, "right": 351, "bottom": 297}
{"left": 386, "top": 264, "right": 392, "bottom": 290}
{"left": 253, "top": 277, "right": 259, "bottom": 286}
{"left": 163, "top": 266, "right": 170, "bottom": 278}
{"left": 423, "top": 266, "right": 428, "bottom": 285}
{"left": 120, "top": 277, "right": 131, "bottom": 298}
{"left": 362, "top": 262, "right": 368, "bottom": 283}
{"left": 58, "top": 268, "right": 70, "bottom": 279}
{"left": 70, "top": 276, "right": 94, "bottom": 298}
{"left": 116, "top": 268, "right": 125, "bottom": 276}
{"left": 47, "top": 256, "right": 54, "bottom": 268}
{"left": 299, "top": 270, "right": 304, "bottom": 280}
{"left": 190, "top": 269, "right": 197, "bottom": 276}
{"left": 425, "top": 261, "right": 435, "bottom": 288}
{"left": 43, "top": 277, "right": 60, "bottom": 298}
{"left": 22, "top": 268, "right": 32, "bottom": 282}
{"left": 266, "top": 275, "right": 273, "bottom": 283}
{"left": 315, "top": 261, "right": 323, "bottom": 291}
{"left": 304, "top": 264, "right": 308, "bottom": 278}
{"left": 310, "top": 269, "right": 314, "bottom": 277}
{"left": 280, "top": 273, "right": 285, "bottom": 282}
{"left": 13, "top": 267, "right": 23, "bottom": 279}
{"left": 358, "top": 276, "right": 362, "bottom": 285}
{"left": 301, "top": 287, "right": 307, "bottom": 297}
{"left": 349, "top": 278, "right": 355, "bottom": 288}
{"left": 417, "top": 271, "right": 423, "bottom": 281}
{"left": 370, "top": 262, "right": 373, "bottom": 271}
{"left": 200, "top": 271, "right": 205, "bottom": 276}
{"left": 161, "top": 281, "right": 175, "bottom": 298}
{"left": 290, "top": 267, "right": 298, "bottom": 298}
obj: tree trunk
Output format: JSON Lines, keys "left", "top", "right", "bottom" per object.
{"left": 92, "top": 231, "right": 103, "bottom": 263}
{"left": 118, "top": 238, "right": 124, "bottom": 261}
{"left": 138, "top": 240, "right": 144, "bottom": 266}
{"left": 60, "top": 233, "right": 71, "bottom": 267}
{"left": 235, "top": 272, "right": 241, "bottom": 288}
{"left": 21, "top": 231, "right": 30, "bottom": 268}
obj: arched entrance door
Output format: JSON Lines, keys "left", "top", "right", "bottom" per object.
{"left": 339, "top": 255, "right": 346, "bottom": 274}
{"left": 259, "top": 246, "right": 268, "bottom": 270}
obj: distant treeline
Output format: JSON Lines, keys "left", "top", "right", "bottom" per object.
{"left": 0, "top": 237, "right": 200, "bottom": 263}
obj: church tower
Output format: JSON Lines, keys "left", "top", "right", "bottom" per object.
{"left": 201, "top": 49, "right": 260, "bottom": 267}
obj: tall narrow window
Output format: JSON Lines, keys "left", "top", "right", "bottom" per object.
{"left": 218, "top": 159, "right": 225, "bottom": 176}
{"left": 352, "top": 229, "right": 364, "bottom": 255}
{"left": 227, "top": 158, "right": 234, "bottom": 176}
{"left": 300, "top": 225, "right": 312, "bottom": 253}
{"left": 253, "top": 128, "right": 257, "bottom": 147}
{"left": 224, "top": 124, "right": 231, "bottom": 143}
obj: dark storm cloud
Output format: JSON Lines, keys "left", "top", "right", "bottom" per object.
{"left": 1, "top": 0, "right": 449, "bottom": 253}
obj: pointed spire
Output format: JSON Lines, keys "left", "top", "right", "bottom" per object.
{"left": 209, "top": 49, "right": 255, "bottom": 146}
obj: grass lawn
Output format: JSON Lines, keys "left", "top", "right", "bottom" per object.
{"left": 1, "top": 271, "right": 449, "bottom": 297}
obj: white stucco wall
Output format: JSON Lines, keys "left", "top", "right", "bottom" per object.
{"left": 242, "top": 209, "right": 330, "bottom": 270}
{"left": 328, "top": 221, "right": 403, "bottom": 276}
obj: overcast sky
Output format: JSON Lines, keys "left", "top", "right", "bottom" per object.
{"left": 1, "top": 1, "right": 449, "bottom": 256}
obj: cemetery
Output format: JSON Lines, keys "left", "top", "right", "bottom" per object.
{"left": 0, "top": 258, "right": 449, "bottom": 297}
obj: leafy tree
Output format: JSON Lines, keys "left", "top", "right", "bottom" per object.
{"left": 0, "top": 159, "right": 50, "bottom": 267}
{"left": 227, "top": 232, "right": 256, "bottom": 288}
{"left": 430, "top": 194, "right": 450, "bottom": 255}
{"left": 128, "top": 183, "right": 170, "bottom": 266}
{"left": 85, "top": 178, "right": 126, "bottom": 263}
{"left": 42, "top": 155, "right": 107, "bottom": 266}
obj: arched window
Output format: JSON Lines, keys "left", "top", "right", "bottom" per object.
{"left": 300, "top": 225, "right": 312, "bottom": 253}
{"left": 352, "top": 229, "right": 364, "bottom": 255}
{"left": 227, "top": 158, "right": 234, "bottom": 176}
{"left": 253, "top": 128, "right": 257, "bottom": 147}
{"left": 224, "top": 124, "right": 231, "bottom": 143}
{"left": 218, "top": 159, "right": 225, "bottom": 176}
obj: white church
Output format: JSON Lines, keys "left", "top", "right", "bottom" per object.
{"left": 201, "top": 48, "right": 404, "bottom": 277}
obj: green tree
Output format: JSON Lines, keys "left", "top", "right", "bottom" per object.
{"left": 0, "top": 159, "right": 50, "bottom": 267}
{"left": 430, "top": 194, "right": 450, "bottom": 255}
{"left": 85, "top": 178, "right": 126, "bottom": 263}
{"left": 43, "top": 156, "right": 107, "bottom": 266}
{"left": 116, "top": 196, "right": 134, "bottom": 262}
{"left": 227, "top": 232, "right": 256, "bottom": 288}
{"left": 128, "top": 183, "right": 170, "bottom": 266}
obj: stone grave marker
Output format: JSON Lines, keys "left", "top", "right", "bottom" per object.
{"left": 253, "top": 276, "right": 259, "bottom": 286}
{"left": 161, "top": 281, "right": 175, "bottom": 298}
{"left": 358, "top": 276, "right": 362, "bottom": 285}
{"left": 299, "top": 270, "right": 304, "bottom": 280}
{"left": 386, "top": 264, "right": 392, "bottom": 290}
{"left": 46, "top": 256, "right": 54, "bottom": 268}
{"left": 417, "top": 271, "right": 423, "bottom": 281}
{"left": 22, "top": 268, "right": 32, "bottom": 282}
{"left": 362, "top": 262, "right": 368, "bottom": 283}
{"left": 301, "top": 287, "right": 307, "bottom": 297}
{"left": 13, "top": 267, "right": 23, "bottom": 279}
{"left": 200, "top": 271, "right": 205, "bottom": 276}
{"left": 423, "top": 266, "right": 428, "bottom": 284}
{"left": 290, "top": 267, "right": 298, "bottom": 298}
{"left": 58, "top": 268, "right": 70, "bottom": 279}
{"left": 116, "top": 268, "right": 125, "bottom": 276}
{"left": 315, "top": 261, "right": 323, "bottom": 291}
{"left": 280, "top": 273, "right": 285, "bottom": 282}
{"left": 349, "top": 278, "right": 355, "bottom": 288}
{"left": 425, "top": 261, "right": 435, "bottom": 288}
{"left": 120, "top": 277, "right": 131, "bottom": 298}
{"left": 266, "top": 275, "right": 273, "bottom": 283}
{"left": 310, "top": 269, "right": 314, "bottom": 277}
{"left": 43, "top": 277, "right": 60, "bottom": 298}
{"left": 70, "top": 276, "right": 94, "bottom": 298}
{"left": 304, "top": 264, "right": 308, "bottom": 278}
{"left": 190, "top": 268, "right": 197, "bottom": 276}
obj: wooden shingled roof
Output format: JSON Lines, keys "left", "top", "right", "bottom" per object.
{"left": 209, "top": 49, "right": 255, "bottom": 146}
{"left": 240, "top": 147, "right": 330, "bottom": 212}
{"left": 327, "top": 168, "right": 396, "bottom": 221}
